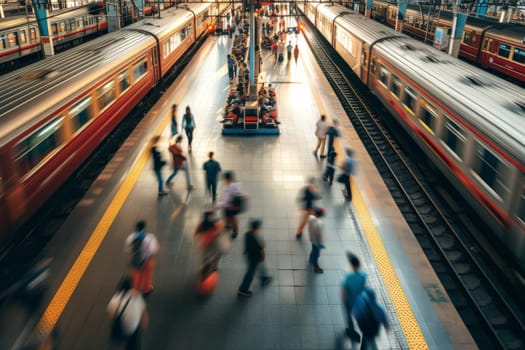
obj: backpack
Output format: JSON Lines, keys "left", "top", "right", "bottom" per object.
{"left": 131, "top": 232, "right": 146, "bottom": 268}
{"left": 109, "top": 294, "right": 131, "bottom": 343}
{"left": 354, "top": 296, "right": 380, "bottom": 337}
{"left": 232, "top": 194, "right": 247, "bottom": 213}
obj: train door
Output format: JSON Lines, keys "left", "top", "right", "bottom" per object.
{"left": 151, "top": 47, "right": 161, "bottom": 82}
{"left": 361, "top": 45, "right": 369, "bottom": 85}
{"left": 480, "top": 37, "right": 492, "bottom": 66}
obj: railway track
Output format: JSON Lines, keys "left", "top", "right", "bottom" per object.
{"left": 301, "top": 21, "right": 525, "bottom": 349}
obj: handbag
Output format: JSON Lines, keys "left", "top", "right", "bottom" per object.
{"left": 109, "top": 294, "right": 132, "bottom": 343}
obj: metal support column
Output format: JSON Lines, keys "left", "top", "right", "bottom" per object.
{"left": 395, "top": 1, "right": 407, "bottom": 32}
{"left": 249, "top": 0, "right": 257, "bottom": 100}
{"left": 31, "top": 0, "right": 54, "bottom": 57}
{"left": 448, "top": 9, "right": 467, "bottom": 57}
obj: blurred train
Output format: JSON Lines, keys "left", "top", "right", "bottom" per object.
{"left": 0, "top": 3, "right": 107, "bottom": 70}
{"left": 298, "top": 2, "right": 525, "bottom": 270}
{"left": 351, "top": 0, "right": 525, "bottom": 84}
{"left": 0, "top": 2, "right": 228, "bottom": 242}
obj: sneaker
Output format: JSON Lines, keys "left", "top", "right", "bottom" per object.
{"left": 320, "top": 155, "right": 326, "bottom": 159}
{"left": 231, "top": 231, "right": 238, "bottom": 239}
{"left": 322, "top": 176, "right": 328, "bottom": 183}
{"left": 261, "top": 276, "right": 273, "bottom": 287}
{"left": 158, "top": 191, "right": 168, "bottom": 196}
{"left": 296, "top": 232, "right": 302, "bottom": 240}
{"left": 238, "top": 290, "right": 253, "bottom": 297}
{"left": 313, "top": 266, "right": 324, "bottom": 273}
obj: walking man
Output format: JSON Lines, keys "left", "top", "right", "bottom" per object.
{"left": 227, "top": 54, "right": 235, "bottom": 82}
{"left": 216, "top": 171, "right": 241, "bottom": 239}
{"left": 181, "top": 106, "right": 196, "bottom": 153}
{"left": 326, "top": 118, "right": 340, "bottom": 157}
{"left": 323, "top": 151, "right": 337, "bottom": 186}
{"left": 353, "top": 288, "right": 390, "bottom": 350}
{"left": 341, "top": 253, "right": 367, "bottom": 343}
{"left": 170, "top": 104, "right": 178, "bottom": 136}
{"left": 124, "top": 221, "right": 159, "bottom": 296}
{"left": 238, "top": 219, "right": 272, "bottom": 297}
{"left": 150, "top": 135, "right": 167, "bottom": 196}
{"left": 295, "top": 177, "right": 320, "bottom": 239}
{"left": 313, "top": 115, "right": 330, "bottom": 158}
{"left": 203, "top": 151, "right": 222, "bottom": 203}
{"left": 340, "top": 148, "right": 356, "bottom": 201}
{"left": 166, "top": 135, "right": 193, "bottom": 191}
{"left": 293, "top": 44, "right": 299, "bottom": 63}
{"left": 286, "top": 40, "right": 293, "bottom": 61}
{"left": 308, "top": 208, "right": 326, "bottom": 273}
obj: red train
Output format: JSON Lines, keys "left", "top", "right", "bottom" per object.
{"left": 0, "top": 2, "right": 228, "bottom": 240}
{"left": 359, "top": 0, "right": 525, "bottom": 84}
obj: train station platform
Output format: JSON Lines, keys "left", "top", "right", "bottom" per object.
{"left": 4, "top": 22, "right": 476, "bottom": 350}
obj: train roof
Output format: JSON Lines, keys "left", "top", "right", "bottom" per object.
{"left": 0, "top": 29, "right": 155, "bottom": 146}
{"left": 124, "top": 3, "right": 211, "bottom": 39}
{"left": 484, "top": 24, "right": 525, "bottom": 43}
{"left": 374, "top": 37, "right": 525, "bottom": 163}
{"left": 0, "top": 15, "right": 36, "bottom": 30}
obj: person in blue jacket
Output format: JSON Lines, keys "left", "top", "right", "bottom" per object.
{"left": 353, "top": 287, "right": 390, "bottom": 350}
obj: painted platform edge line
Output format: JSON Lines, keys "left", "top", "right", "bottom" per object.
{"left": 351, "top": 176, "right": 429, "bottom": 350}
{"left": 35, "top": 118, "right": 170, "bottom": 339}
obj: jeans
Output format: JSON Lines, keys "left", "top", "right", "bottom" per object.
{"left": 323, "top": 166, "right": 335, "bottom": 184}
{"left": 154, "top": 169, "right": 164, "bottom": 193}
{"left": 206, "top": 178, "right": 218, "bottom": 202}
{"left": 309, "top": 243, "right": 321, "bottom": 267}
{"left": 166, "top": 165, "right": 192, "bottom": 188}
{"left": 360, "top": 336, "right": 377, "bottom": 350}
{"left": 341, "top": 174, "right": 351, "bottom": 200}
{"left": 344, "top": 301, "right": 360, "bottom": 342}
{"left": 239, "top": 260, "right": 259, "bottom": 292}
{"left": 185, "top": 128, "right": 194, "bottom": 147}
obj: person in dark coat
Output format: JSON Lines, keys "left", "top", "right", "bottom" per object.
{"left": 203, "top": 151, "right": 222, "bottom": 203}
{"left": 150, "top": 135, "right": 167, "bottom": 196}
{"left": 170, "top": 104, "right": 178, "bottom": 136}
{"left": 238, "top": 219, "right": 272, "bottom": 297}
{"left": 181, "top": 106, "right": 196, "bottom": 153}
{"left": 295, "top": 177, "right": 320, "bottom": 239}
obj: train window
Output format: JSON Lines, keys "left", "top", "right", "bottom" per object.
{"left": 59, "top": 22, "right": 66, "bottom": 33}
{"left": 97, "top": 81, "right": 115, "bottom": 111}
{"left": 512, "top": 48, "right": 525, "bottom": 64}
{"left": 69, "top": 19, "right": 76, "bottom": 31}
{"left": 15, "top": 118, "right": 64, "bottom": 175}
{"left": 390, "top": 75, "right": 401, "bottom": 98}
{"left": 77, "top": 18, "right": 83, "bottom": 28}
{"left": 51, "top": 23, "right": 58, "bottom": 36}
{"left": 471, "top": 143, "right": 510, "bottom": 200}
{"left": 420, "top": 106, "right": 438, "bottom": 134}
{"left": 498, "top": 44, "right": 511, "bottom": 58}
{"left": 30, "top": 28, "right": 37, "bottom": 41}
{"left": 70, "top": 97, "right": 93, "bottom": 133}
{"left": 379, "top": 66, "right": 389, "bottom": 86}
{"left": 19, "top": 30, "right": 27, "bottom": 44}
{"left": 118, "top": 71, "right": 130, "bottom": 93}
{"left": 133, "top": 59, "right": 148, "bottom": 82}
{"left": 7, "top": 33, "right": 17, "bottom": 47}
{"left": 462, "top": 32, "right": 471, "bottom": 44}
{"left": 443, "top": 118, "right": 466, "bottom": 159}
{"left": 482, "top": 38, "right": 491, "bottom": 51}
{"left": 403, "top": 87, "right": 417, "bottom": 113}
{"left": 0, "top": 36, "right": 5, "bottom": 49}
{"left": 64, "top": 20, "right": 71, "bottom": 32}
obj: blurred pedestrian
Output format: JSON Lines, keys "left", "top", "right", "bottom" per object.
{"left": 313, "top": 115, "right": 330, "bottom": 158}
{"left": 353, "top": 288, "right": 390, "bottom": 350}
{"left": 227, "top": 54, "right": 235, "bottom": 82}
{"left": 166, "top": 135, "right": 193, "bottom": 191}
{"left": 326, "top": 119, "right": 340, "bottom": 156}
{"left": 170, "top": 104, "right": 178, "bottom": 136}
{"left": 293, "top": 44, "right": 299, "bottom": 63}
{"left": 181, "top": 105, "right": 196, "bottom": 153}
{"left": 107, "top": 277, "right": 148, "bottom": 350}
{"left": 308, "top": 207, "right": 326, "bottom": 273}
{"left": 216, "top": 171, "right": 241, "bottom": 239}
{"left": 124, "top": 221, "right": 159, "bottom": 296}
{"left": 150, "top": 135, "right": 167, "bottom": 196}
{"left": 287, "top": 40, "right": 293, "bottom": 61}
{"left": 295, "top": 177, "right": 320, "bottom": 239}
{"left": 238, "top": 219, "right": 272, "bottom": 297}
{"left": 323, "top": 151, "right": 337, "bottom": 185}
{"left": 203, "top": 151, "right": 222, "bottom": 204}
{"left": 339, "top": 148, "right": 356, "bottom": 201}
{"left": 342, "top": 253, "right": 367, "bottom": 343}
{"left": 194, "top": 211, "right": 225, "bottom": 280}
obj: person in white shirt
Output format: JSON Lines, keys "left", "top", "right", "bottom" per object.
{"left": 107, "top": 277, "right": 148, "bottom": 350}
{"left": 308, "top": 208, "right": 326, "bottom": 273}
{"left": 215, "top": 171, "right": 241, "bottom": 239}
{"left": 313, "top": 115, "right": 331, "bottom": 158}
{"left": 124, "top": 221, "right": 159, "bottom": 295}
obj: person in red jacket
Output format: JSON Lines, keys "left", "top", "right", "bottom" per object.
{"left": 166, "top": 135, "right": 193, "bottom": 191}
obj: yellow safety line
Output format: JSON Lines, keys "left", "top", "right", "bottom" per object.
{"left": 35, "top": 118, "right": 170, "bottom": 339}
{"left": 334, "top": 142, "right": 428, "bottom": 349}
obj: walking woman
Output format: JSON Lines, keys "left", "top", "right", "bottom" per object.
{"left": 194, "top": 211, "right": 225, "bottom": 280}
{"left": 181, "top": 105, "right": 196, "bottom": 153}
